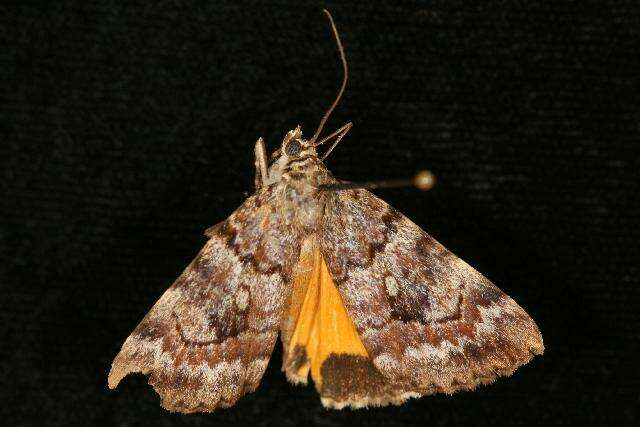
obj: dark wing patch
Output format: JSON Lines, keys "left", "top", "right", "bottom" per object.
{"left": 319, "top": 354, "right": 416, "bottom": 409}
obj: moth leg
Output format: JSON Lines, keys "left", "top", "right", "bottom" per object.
{"left": 254, "top": 137, "right": 268, "bottom": 190}
{"left": 317, "top": 122, "right": 353, "bottom": 161}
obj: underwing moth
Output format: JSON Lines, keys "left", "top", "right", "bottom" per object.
{"left": 108, "top": 10, "right": 544, "bottom": 412}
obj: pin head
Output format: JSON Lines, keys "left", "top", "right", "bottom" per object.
{"left": 414, "top": 170, "right": 436, "bottom": 191}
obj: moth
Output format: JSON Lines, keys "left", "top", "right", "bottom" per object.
{"left": 108, "top": 10, "right": 543, "bottom": 411}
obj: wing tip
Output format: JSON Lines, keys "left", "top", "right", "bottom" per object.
{"left": 106, "top": 368, "right": 122, "bottom": 390}
{"left": 107, "top": 350, "right": 148, "bottom": 390}
{"left": 284, "top": 371, "right": 310, "bottom": 386}
{"left": 106, "top": 349, "right": 266, "bottom": 414}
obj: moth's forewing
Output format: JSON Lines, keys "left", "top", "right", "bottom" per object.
{"left": 312, "top": 189, "right": 544, "bottom": 408}
{"left": 108, "top": 186, "right": 302, "bottom": 413}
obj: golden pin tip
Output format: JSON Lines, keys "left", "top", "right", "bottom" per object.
{"left": 414, "top": 170, "right": 436, "bottom": 191}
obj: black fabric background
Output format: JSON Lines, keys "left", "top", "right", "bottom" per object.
{"left": 2, "top": 1, "right": 638, "bottom": 426}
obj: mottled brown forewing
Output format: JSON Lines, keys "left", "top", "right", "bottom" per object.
{"left": 319, "top": 189, "right": 544, "bottom": 404}
{"left": 108, "top": 184, "right": 302, "bottom": 412}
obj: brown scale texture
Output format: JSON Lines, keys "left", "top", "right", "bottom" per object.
{"left": 108, "top": 184, "right": 303, "bottom": 412}
{"left": 109, "top": 149, "right": 544, "bottom": 411}
{"left": 319, "top": 189, "right": 544, "bottom": 401}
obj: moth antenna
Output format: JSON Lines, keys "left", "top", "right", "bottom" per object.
{"left": 320, "top": 170, "right": 436, "bottom": 192}
{"left": 310, "top": 9, "right": 348, "bottom": 146}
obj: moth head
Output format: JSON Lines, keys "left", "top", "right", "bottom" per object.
{"left": 281, "top": 126, "right": 317, "bottom": 159}
{"left": 275, "top": 126, "right": 317, "bottom": 161}
{"left": 262, "top": 126, "right": 319, "bottom": 185}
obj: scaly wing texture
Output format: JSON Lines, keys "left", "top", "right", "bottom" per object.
{"left": 319, "top": 189, "right": 544, "bottom": 408}
{"left": 108, "top": 185, "right": 301, "bottom": 413}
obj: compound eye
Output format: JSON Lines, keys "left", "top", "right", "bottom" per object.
{"left": 285, "top": 139, "right": 303, "bottom": 157}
